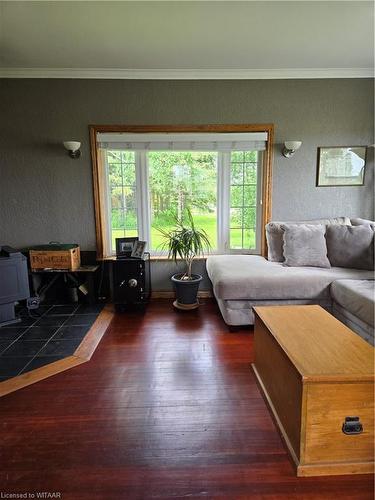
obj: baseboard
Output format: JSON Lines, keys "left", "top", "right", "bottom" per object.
{"left": 151, "top": 290, "right": 213, "bottom": 299}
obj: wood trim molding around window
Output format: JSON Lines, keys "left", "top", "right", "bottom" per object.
{"left": 89, "top": 123, "right": 274, "bottom": 259}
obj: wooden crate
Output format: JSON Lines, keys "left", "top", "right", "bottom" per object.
{"left": 30, "top": 246, "right": 81, "bottom": 271}
{"left": 252, "top": 305, "right": 374, "bottom": 477}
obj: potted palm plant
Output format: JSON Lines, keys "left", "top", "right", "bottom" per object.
{"left": 158, "top": 209, "right": 211, "bottom": 310}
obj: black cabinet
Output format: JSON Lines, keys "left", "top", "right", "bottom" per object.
{"left": 109, "top": 255, "right": 151, "bottom": 310}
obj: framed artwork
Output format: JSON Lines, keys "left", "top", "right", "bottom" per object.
{"left": 115, "top": 237, "right": 138, "bottom": 257}
{"left": 316, "top": 146, "right": 367, "bottom": 187}
{"left": 131, "top": 240, "right": 146, "bottom": 259}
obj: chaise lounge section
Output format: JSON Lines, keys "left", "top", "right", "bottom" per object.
{"left": 207, "top": 254, "right": 373, "bottom": 326}
{"left": 206, "top": 216, "right": 374, "bottom": 344}
{"left": 331, "top": 279, "right": 374, "bottom": 345}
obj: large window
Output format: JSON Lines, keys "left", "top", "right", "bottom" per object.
{"left": 92, "top": 126, "right": 273, "bottom": 258}
{"left": 107, "top": 150, "right": 218, "bottom": 252}
{"left": 149, "top": 151, "right": 218, "bottom": 252}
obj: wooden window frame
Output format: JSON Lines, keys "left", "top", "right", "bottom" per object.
{"left": 89, "top": 124, "right": 274, "bottom": 259}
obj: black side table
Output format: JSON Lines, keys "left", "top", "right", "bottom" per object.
{"left": 109, "top": 253, "right": 151, "bottom": 310}
{"left": 30, "top": 265, "right": 99, "bottom": 305}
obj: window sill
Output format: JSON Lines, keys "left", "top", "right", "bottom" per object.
{"left": 99, "top": 253, "right": 260, "bottom": 262}
{"left": 99, "top": 255, "right": 208, "bottom": 262}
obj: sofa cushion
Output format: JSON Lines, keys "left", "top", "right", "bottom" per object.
{"left": 331, "top": 279, "right": 374, "bottom": 327}
{"left": 351, "top": 218, "right": 375, "bottom": 230}
{"left": 326, "top": 225, "right": 374, "bottom": 270}
{"left": 282, "top": 224, "right": 330, "bottom": 268}
{"left": 206, "top": 255, "right": 374, "bottom": 301}
{"left": 266, "top": 217, "right": 351, "bottom": 262}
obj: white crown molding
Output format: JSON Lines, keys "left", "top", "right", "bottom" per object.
{"left": 0, "top": 67, "right": 373, "bottom": 80}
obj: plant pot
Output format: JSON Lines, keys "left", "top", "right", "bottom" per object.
{"left": 171, "top": 273, "right": 203, "bottom": 310}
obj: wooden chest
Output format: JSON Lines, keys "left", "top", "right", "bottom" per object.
{"left": 252, "top": 305, "right": 374, "bottom": 477}
{"left": 30, "top": 244, "right": 81, "bottom": 271}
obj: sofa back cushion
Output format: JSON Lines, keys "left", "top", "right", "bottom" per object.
{"left": 282, "top": 224, "right": 331, "bottom": 268}
{"left": 266, "top": 216, "right": 351, "bottom": 262}
{"left": 326, "top": 225, "right": 374, "bottom": 270}
{"left": 350, "top": 218, "right": 375, "bottom": 229}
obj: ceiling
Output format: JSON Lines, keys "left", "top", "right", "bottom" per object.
{"left": 0, "top": 1, "right": 373, "bottom": 79}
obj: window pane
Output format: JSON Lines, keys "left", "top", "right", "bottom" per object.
{"left": 148, "top": 151, "right": 217, "bottom": 251}
{"left": 229, "top": 151, "right": 259, "bottom": 250}
{"left": 243, "top": 208, "right": 256, "bottom": 228}
{"left": 121, "top": 151, "right": 136, "bottom": 163}
{"left": 243, "top": 185, "right": 257, "bottom": 207}
{"left": 230, "top": 185, "right": 243, "bottom": 207}
{"left": 230, "top": 208, "right": 243, "bottom": 227}
{"left": 107, "top": 150, "right": 138, "bottom": 252}
{"left": 244, "top": 164, "right": 257, "bottom": 184}
{"left": 231, "top": 151, "right": 246, "bottom": 163}
{"left": 243, "top": 229, "right": 256, "bottom": 249}
{"left": 231, "top": 164, "right": 243, "bottom": 185}
{"left": 108, "top": 163, "right": 122, "bottom": 185}
{"left": 230, "top": 228, "right": 243, "bottom": 249}
{"left": 244, "top": 151, "right": 258, "bottom": 162}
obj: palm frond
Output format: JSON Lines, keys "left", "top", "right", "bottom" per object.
{"left": 156, "top": 208, "right": 211, "bottom": 273}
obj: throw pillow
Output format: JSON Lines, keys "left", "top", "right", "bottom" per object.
{"left": 326, "top": 225, "right": 374, "bottom": 270}
{"left": 282, "top": 224, "right": 331, "bottom": 268}
{"left": 266, "top": 217, "right": 350, "bottom": 262}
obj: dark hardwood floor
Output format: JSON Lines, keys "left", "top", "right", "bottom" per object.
{"left": 0, "top": 300, "right": 373, "bottom": 499}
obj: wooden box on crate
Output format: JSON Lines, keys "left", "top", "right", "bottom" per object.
{"left": 29, "top": 244, "right": 81, "bottom": 271}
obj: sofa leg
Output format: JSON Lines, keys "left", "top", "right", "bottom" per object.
{"left": 228, "top": 325, "right": 242, "bottom": 332}
{"left": 227, "top": 324, "right": 254, "bottom": 332}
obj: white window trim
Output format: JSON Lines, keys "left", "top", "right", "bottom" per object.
{"left": 225, "top": 152, "right": 263, "bottom": 256}
{"left": 135, "top": 151, "right": 151, "bottom": 248}
{"left": 103, "top": 152, "right": 114, "bottom": 255}
{"left": 217, "top": 151, "right": 230, "bottom": 254}
{"left": 104, "top": 150, "right": 264, "bottom": 257}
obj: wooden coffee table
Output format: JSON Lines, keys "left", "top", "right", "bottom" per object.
{"left": 252, "top": 305, "right": 374, "bottom": 477}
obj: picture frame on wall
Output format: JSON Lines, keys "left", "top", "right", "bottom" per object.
{"left": 115, "top": 237, "right": 138, "bottom": 258}
{"left": 316, "top": 146, "right": 367, "bottom": 187}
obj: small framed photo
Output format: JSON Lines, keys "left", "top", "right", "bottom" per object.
{"left": 115, "top": 237, "right": 138, "bottom": 258}
{"left": 131, "top": 240, "right": 146, "bottom": 259}
{"left": 316, "top": 146, "right": 367, "bottom": 187}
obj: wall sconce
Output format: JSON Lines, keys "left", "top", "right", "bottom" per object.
{"left": 282, "top": 141, "right": 302, "bottom": 158}
{"left": 63, "top": 141, "right": 81, "bottom": 159}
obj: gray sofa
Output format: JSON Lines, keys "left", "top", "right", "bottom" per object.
{"left": 331, "top": 279, "right": 374, "bottom": 345}
{"left": 206, "top": 216, "right": 374, "bottom": 344}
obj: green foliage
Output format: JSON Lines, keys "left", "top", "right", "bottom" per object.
{"left": 111, "top": 210, "right": 137, "bottom": 230}
{"left": 107, "top": 149, "right": 258, "bottom": 253}
{"left": 157, "top": 209, "right": 211, "bottom": 280}
{"left": 149, "top": 151, "right": 217, "bottom": 218}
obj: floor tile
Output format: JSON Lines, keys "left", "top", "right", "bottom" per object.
{"left": 0, "top": 342, "right": 14, "bottom": 355}
{"left": 46, "top": 305, "right": 79, "bottom": 316}
{"left": 34, "top": 315, "right": 70, "bottom": 327}
{"left": 21, "top": 356, "right": 65, "bottom": 373}
{"left": 12, "top": 316, "right": 37, "bottom": 327}
{"left": 0, "top": 303, "right": 102, "bottom": 380}
{"left": 0, "top": 357, "right": 30, "bottom": 377}
{"left": 30, "top": 305, "right": 52, "bottom": 315}
{"left": 37, "top": 338, "right": 82, "bottom": 357}
{"left": 2, "top": 340, "right": 46, "bottom": 357}
{"left": 21, "top": 326, "right": 59, "bottom": 341}
{"left": 64, "top": 314, "right": 97, "bottom": 327}
{"left": 0, "top": 327, "right": 29, "bottom": 341}
{"left": 53, "top": 326, "right": 88, "bottom": 341}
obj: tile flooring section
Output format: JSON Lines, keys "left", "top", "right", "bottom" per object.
{"left": 0, "top": 303, "right": 104, "bottom": 382}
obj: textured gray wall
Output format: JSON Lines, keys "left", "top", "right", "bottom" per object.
{"left": 0, "top": 78, "right": 373, "bottom": 290}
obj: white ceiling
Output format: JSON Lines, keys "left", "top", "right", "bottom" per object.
{"left": 0, "top": 1, "right": 373, "bottom": 79}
